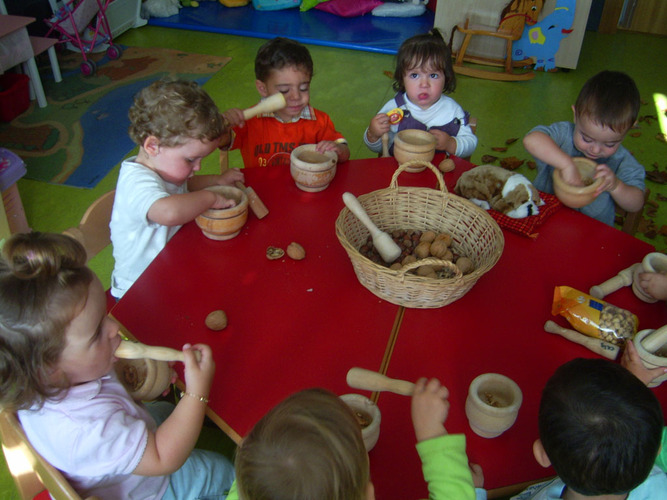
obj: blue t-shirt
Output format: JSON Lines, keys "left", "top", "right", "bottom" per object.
{"left": 529, "top": 121, "right": 645, "bottom": 226}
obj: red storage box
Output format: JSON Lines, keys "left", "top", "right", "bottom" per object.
{"left": 0, "top": 73, "right": 30, "bottom": 122}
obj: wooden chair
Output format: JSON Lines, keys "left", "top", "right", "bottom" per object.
{"left": 616, "top": 188, "right": 650, "bottom": 236}
{"left": 62, "top": 190, "right": 115, "bottom": 263}
{"left": 0, "top": 410, "right": 99, "bottom": 500}
{"left": 62, "top": 190, "right": 116, "bottom": 311}
{"left": 449, "top": 1, "right": 544, "bottom": 81}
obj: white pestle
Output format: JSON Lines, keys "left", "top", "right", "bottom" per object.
{"left": 342, "top": 192, "right": 401, "bottom": 263}
{"left": 346, "top": 367, "right": 415, "bottom": 396}
{"left": 242, "top": 93, "right": 286, "bottom": 120}
{"left": 640, "top": 325, "right": 667, "bottom": 353}
{"left": 115, "top": 339, "right": 201, "bottom": 362}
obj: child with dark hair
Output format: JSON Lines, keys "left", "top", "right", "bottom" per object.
{"left": 508, "top": 357, "right": 666, "bottom": 499}
{"left": 524, "top": 70, "right": 645, "bottom": 225}
{"left": 364, "top": 29, "right": 477, "bottom": 158}
{"left": 224, "top": 37, "right": 349, "bottom": 168}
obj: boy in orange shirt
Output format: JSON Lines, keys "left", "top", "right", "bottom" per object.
{"left": 223, "top": 37, "right": 350, "bottom": 168}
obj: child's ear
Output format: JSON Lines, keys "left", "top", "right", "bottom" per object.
{"left": 533, "top": 439, "right": 552, "bottom": 468}
{"left": 255, "top": 80, "right": 269, "bottom": 98}
{"left": 143, "top": 136, "right": 161, "bottom": 156}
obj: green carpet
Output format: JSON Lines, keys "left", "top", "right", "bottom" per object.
{"left": 0, "top": 46, "right": 230, "bottom": 188}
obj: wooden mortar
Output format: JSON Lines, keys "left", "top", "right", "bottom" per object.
{"left": 634, "top": 327, "right": 667, "bottom": 387}
{"left": 290, "top": 144, "right": 337, "bottom": 192}
{"left": 340, "top": 393, "right": 381, "bottom": 452}
{"left": 465, "top": 373, "right": 522, "bottom": 438}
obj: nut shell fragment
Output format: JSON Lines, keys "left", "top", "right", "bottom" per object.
{"left": 438, "top": 158, "right": 455, "bottom": 173}
{"left": 266, "top": 246, "right": 285, "bottom": 260}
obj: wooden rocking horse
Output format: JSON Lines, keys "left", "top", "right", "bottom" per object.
{"left": 450, "top": 0, "right": 544, "bottom": 81}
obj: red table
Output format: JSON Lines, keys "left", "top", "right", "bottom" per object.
{"left": 111, "top": 155, "right": 667, "bottom": 498}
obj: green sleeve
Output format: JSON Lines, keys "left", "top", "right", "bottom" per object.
{"left": 416, "top": 433, "right": 476, "bottom": 500}
{"left": 226, "top": 479, "right": 239, "bottom": 500}
{"left": 656, "top": 427, "right": 667, "bottom": 472}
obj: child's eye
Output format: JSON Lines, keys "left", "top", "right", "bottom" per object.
{"left": 299, "top": 85, "right": 309, "bottom": 92}
{"left": 430, "top": 73, "right": 440, "bottom": 79}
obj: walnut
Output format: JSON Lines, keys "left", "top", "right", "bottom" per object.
{"left": 205, "top": 310, "right": 228, "bottom": 331}
{"left": 286, "top": 242, "right": 306, "bottom": 260}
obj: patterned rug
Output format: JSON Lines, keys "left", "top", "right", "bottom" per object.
{"left": 0, "top": 46, "right": 230, "bottom": 188}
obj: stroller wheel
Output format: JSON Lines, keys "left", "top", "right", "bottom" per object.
{"left": 107, "top": 44, "right": 123, "bottom": 60}
{"left": 81, "top": 60, "right": 97, "bottom": 76}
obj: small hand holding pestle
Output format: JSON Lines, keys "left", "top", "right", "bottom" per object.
{"left": 342, "top": 192, "right": 401, "bottom": 263}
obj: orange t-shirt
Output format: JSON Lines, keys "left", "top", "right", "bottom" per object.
{"left": 231, "top": 108, "right": 345, "bottom": 168}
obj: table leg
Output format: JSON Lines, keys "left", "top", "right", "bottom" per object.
{"left": 22, "top": 57, "right": 47, "bottom": 108}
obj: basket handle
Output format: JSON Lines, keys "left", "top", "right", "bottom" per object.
{"left": 396, "top": 257, "right": 463, "bottom": 281}
{"left": 389, "top": 161, "right": 447, "bottom": 193}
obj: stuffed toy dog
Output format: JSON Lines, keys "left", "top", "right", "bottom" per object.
{"left": 455, "top": 165, "right": 544, "bottom": 218}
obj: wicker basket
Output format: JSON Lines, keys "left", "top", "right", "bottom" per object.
{"left": 336, "top": 161, "right": 504, "bottom": 308}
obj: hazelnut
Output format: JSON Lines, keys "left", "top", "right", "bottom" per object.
{"left": 205, "top": 310, "right": 228, "bottom": 331}
{"left": 402, "top": 254, "right": 417, "bottom": 266}
{"left": 434, "top": 233, "right": 452, "bottom": 246}
{"left": 286, "top": 242, "right": 306, "bottom": 260}
{"left": 389, "top": 262, "right": 402, "bottom": 271}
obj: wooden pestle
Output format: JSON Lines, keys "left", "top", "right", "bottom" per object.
{"left": 347, "top": 367, "right": 415, "bottom": 396}
{"left": 243, "top": 93, "right": 286, "bottom": 120}
{"left": 235, "top": 181, "right": 269, "bottom": 219}
{"left": 115, "top": 339, "right": 201, "bottom": 362}
{"left": 589, "top": 263, "right": 640, "bottom": 299}
{"left": 544, "top": 321, "right": 619, "bottom": 360}
{"left": 640, "top": 325, "right": 667, "bottom": 353}
{"left": 342, "top": 192, "right": 401, "bottom": 263}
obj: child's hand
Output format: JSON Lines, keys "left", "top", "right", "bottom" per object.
{"left": 411, "top": 377, "right": 450, "bottom": 443}
{"left": 315, "top": 140, "right": 350, "bottom": 163}
{"left": 593, "top": 164, "right": 619, "bottom": 195}
{"left": 211, "top": 193, "right": 237, "bottom": 210}
{"left": 621, "top": 339, "right": 667, "bottom": 386}
{"left": 181, "top": 343, "right": 215, "bottom": 400}
{"left": 367, "top": 113, "right": 390, "bottom": 143}
{"left": 429, "top": 129, "right": 456, "bottom": 155}
{"left": 637, "top": 271, "right": 667, "bottom": 301}
{"left": 222, "top": 108, "right": 245, "bottom": 128}
{"left": 559, "top": 162, "right": 584, "bottom": 186}
{"left": 470, "top": 463, "right": 484, "bottom": 488}
{"left": 218, "top": 168, "right": 245, "bottom": 186}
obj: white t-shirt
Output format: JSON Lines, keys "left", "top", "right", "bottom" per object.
{"left": 110, "top": 157, "right": 186, "bottom": 298}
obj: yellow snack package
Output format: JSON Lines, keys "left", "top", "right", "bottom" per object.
{"left": 552, "top": 286, "right": 637, "bottom": 346}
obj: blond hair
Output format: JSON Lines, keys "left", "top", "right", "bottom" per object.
{"left": 128, "top": 79, "right": 226, "bottom": 148}
{"left": 0, "top": 232, "right": 93, "bottom": 411}
{"left": 235, "top": 388, "right": 370, "bottom": 500}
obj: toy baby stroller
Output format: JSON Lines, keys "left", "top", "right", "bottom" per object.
{"left": 44, "top": 0, "right": 122, "bottom": 76}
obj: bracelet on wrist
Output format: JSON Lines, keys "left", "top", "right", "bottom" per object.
{"left": 180, "top": 391, "right": 209, "bottom": 404}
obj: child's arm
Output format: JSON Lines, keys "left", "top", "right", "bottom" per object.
{"left": 523, "top": 131, "right": 582, "bottom": 186}
{"left": 133, "top": 343, "right": 214, "bottom": 476}
{"left": 222, "top": 108, "right": 246, "bottom": 129}
{"left": 316, "top": 140, "right": 350, "bottom": 163}
{"left": 621, "top": 339, "right": 667, "bottom": 386}
{"left": 412, "top": 377, "right": 481, "bottom": 500}
{"left": 147, "top": 190, "right": 235, "bottom": 226}
{"left": 637, "top": 272, "right": 667, "bottom": 301}
{"left": 592, "top": 163, "right": 645, "bottom": 212}
{"left": 187, "top": 169, "right": 245, "bottom": 192}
